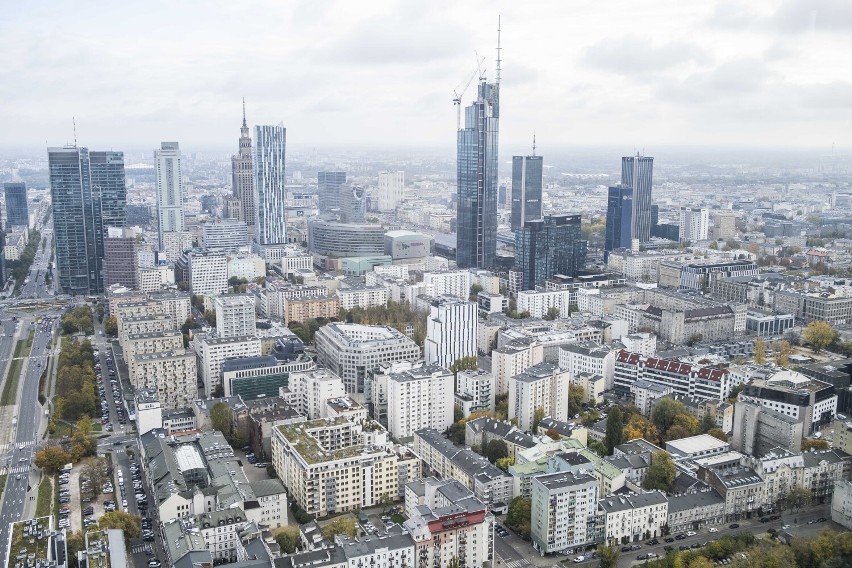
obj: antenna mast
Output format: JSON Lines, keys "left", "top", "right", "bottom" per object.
{"left": 532, "top": 132, "right": 536, "bottom": 157}
{"left": 73, "top": 117, "right": 77, "bottom": 147}
{"left": 496, "top": 16, "right": 502, "bottom": 86}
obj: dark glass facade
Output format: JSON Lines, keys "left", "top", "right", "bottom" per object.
{"left": 48, "top": 147, "right": 126, "bottom": 295}
{"left": 511, "top": 155, "right": 543, "bottom": 232}
{"left": 3, "top": 182, "right": 29, "bottom": 227}
{"left": 515, "top": 214, "right": 587, "bottom": 290}
{"left": 318, "top": 171, "right": 346, "bottom": 214}
{"left": 605, "top": 185, "right": 633, "bottom": 260}
{"left": 622, "top": 155, "right": 654, "bottom": 243}
{"left": 457, "top": 81, "right": 499, "bottom": 269}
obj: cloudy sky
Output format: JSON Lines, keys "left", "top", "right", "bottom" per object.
{"left": 2, "top": 0, "right": 851, "bottom": 153}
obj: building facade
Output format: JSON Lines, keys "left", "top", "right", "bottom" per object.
{"left": 3, "top": 181, "right": 28, "bottom": 227}
{"left": 377, "top": 170, "right": 405, "bottom": 212}
{"left": 515, "top": 215, "right": 587, "bottom": 291}
{"left": 254, "top": 124, "right": 287, "bottom": 245}
{"left": 424, "top": 296, "right": 478, "bottom": 368}
{"left": 154, "top": 141, "right": 184, "bottom": 249}
{"left": 622, "top": 154, "right": 654, "bottom": 243}
{"left": 511, "top": 155, "right": 543, "bottom": 232}
{"left": 232, "top": 102, "right": 256, "bottom": 227}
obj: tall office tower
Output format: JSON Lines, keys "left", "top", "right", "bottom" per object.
{"left": 456, "top": 77, "right": 500, "bottom": 269}
{"left": 377, "top": 171, "right": 405, "bottom": 212}
{"left": 154, "top": 141, "right": 184, "bottom": 249}
{"left": 424, "top": 296, "right": 478, "bottom": 368}
{"left": 622, "top": 154, "right": 654, "bottom": 243}
{"left": 338, "top": 184, "right": 366, "bottom": 223}
{"left": 514, "top": 215, "right": 586, "bottom": 291}
{"left": 651, "top": 204, "right": 659, "bottom": 231}
{"left": 48, "top": 147, "right": 127, "bottom": 295}
{"left": 604, "top": 186, "right": 633, "bottom": 260}
{"left": 498, "top": 184, "right": 507, "bottom": 209}
{"left": 511, "top": 155, "right": 543, "bottom": 232}
{"left": 0, "top": 219, "right": 5, "bottom": 285}
{"left": 253, "top": 124, "right": 287, "bottom": 245}
{"left": 318, "top": 171, "right": 346, "bottom": 214}
{"left": 232, "top": 101, "right": 255, "bottom": 227}
{"left": 3, "top": 182, "right": 29, "bottom": 227}
{"left": 103, "top": 227, "right": 140, "bottom": 290}
{"left": 678, "top": 207, "right": 709, "bottom": 242}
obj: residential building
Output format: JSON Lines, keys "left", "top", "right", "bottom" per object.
{"left": 377, "top": 170, "right": 405, "bottom": 212}
{"left": 696, "top": 452, "right": 766, "bottom": 521}
{"left": 511, "top": 155, "right": 543, "bottom": 232}
{"left": 711, "top": 212, "right": 737, "bottom": 240}
{"left": 386, "top": 363, "right": 454, "bottom": 440}
{"left": 516, "top": 289, "right": 572, "bottom": 319}
{"left": 622, "top": 154, "right": 654, "bottom": 243}
{"left": 424, "top": 296, "right": 478, "bottom": 367}
{"left": 404, "top": 478, "right": 494, "bottom": 568}
{"left": 678, "top": 207, "right": 709, "bottom": 242}
{"left": 456, "top": 74, "right": 499, "bottom": 269}
{"left": 508, "top": 362, "right": 569, "bottom": 432}
{"left": 282, "top": 296, "right": 339, "bottom": 325}
{"left": 558, "top": 342, "right": 616, "bottom": 390}
{"left": 738, "top": 370, "right": 837, "bottom": 435}
{"left": 614, "top": 350, "right": 734, "bottom": 401}
{"left": 598, "top": 491, "right": 668, "bottom": 546}
{"left": 254, "top": 124, "right": 287, "bottom": 245}
{"left": 123, "top": 330, "right": 183, "bottom": 359}
{"left": 732, "top": 400, "right": 805, "bottom": 456}
{"left": 103, "top": 227, "right": 140, "bottom": 289}
{"left": 287, "top": 368, "right": 346, "bottom": 419}
{"left": 336, "top": 285, "right": 388, "bottom": 310}
{"left": 632, "top": 380, "right": 672, "bottom": 415}
{"left": 179, "top": 250, "right": 229, "bottom": 296}
{"left": 48, "top": 146, "right": 126, "bottom": 295}
{"left": 154, "top": 141, "right": 184, "bottom": 249}
{"left": 203, "top": 220, "right": 250, "bottom": 250}
{"left": 191, "top": 334, "right": 262, "bottom": 397}
{"left": 314, "top": 323, "right": 421, "bottom": 395}
{"left": 214, "top": 295, "right": 256, "bottom": 338}
{"left": 530, "top": 472, "right": 598, "bottom": 554}
{"left": 455, "top": 369, "right": 496, "bottom": 417}
{"left": 231, "top": 101, "right": 255, "bottom": 227}
{"left": 515, "top": 214, "right": 587, "bottom": 290}
{"left": 127, "top": 350, "right": 197, "bottom": 409}
{"left": 667, "top": 490, "right": 725, "bottom": 533}
{"left": 666, "top": 260, "right": 759, "bottom": 291}
{"left": 3, "top": 181, "right": 28, "bottom": 227}
{"left": 493, "top": 339, "right": 544, "bottom": 395}
{"left": 422, "top": 270, "right": 471, "bottom": 300}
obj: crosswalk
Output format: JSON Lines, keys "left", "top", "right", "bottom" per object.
{"left": 6, "top": 464, "right": 31, "bottom": 475}
{"left": 131, "top": 544, "right": 152, "bottom": 555}
{"left": 502, "top": 560, "right": 533, "bottom": 568}
{"left": 0, "top": 441, "right": 35, "bottom": 453}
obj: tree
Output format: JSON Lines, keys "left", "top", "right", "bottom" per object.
{"left": 581, "top": 409, "right": 600, "bottom": 426}
{"left": 567, "top": 384, "right": 585, "bottom": 417}
{"left": 210, "top": 402, "right": 234, "bottom": 438}
{"left": 803, "top": 321, "right": 838, "bottom": 353}
{"left": 667, "top": 413, "right": 699, "bottom": 439}
{"left": 587, "top": 439, "right": 607, "bottom": 456}
{"left": 775, "top": 340, "right": 792, "bottom": 366}
{"left": 81, "top": 458, "right": 109, "bottom": 495}
{"left": 543, "top": 306, "right": 560, "bottom": 321}
{"left": 103, "top": 316, "right": 118, "bottom": 337}
{"left": 99, "top": 511, "right": 141, "bottom": 539}
{"left": 544, "top": 428, "right": 561, "bottom": 440}
{"left": 801, "top": 438, "right": 829, "bottom": 451}
{"left": 69, "top": 416, "right": 96, "bottom": 461}
{"left": 604, "top": 407, "right": 624, "bottom": 455}
{"left": 505, "top": 497, "right": 531, "bottom": 538}
{"left": 469, "top": 283, "right": 483, "bottom": 301}
{"left": 204, "top": 309, "right": 216, "bottom": 327}
{"left": 275, "top": 526, "right": 300, "bottom": 554}
{"left": 449, "top": 356, "right": 478, "bottom": 377}
{"left": 700, "top": 412, "right": 717, "bottom": 434}
{"left": 754, "top": 337, "right": 766, "bottom": 364}
{"left": 35, "top": 446, "right": 71, "bottom": 473}
{"left": 623, "top": 414, "right": 658, "bottom": 442}
{"left": 65, "top": 530, "right": 86, "bottom": 568}
{"left": 495, "top": 456, "right": 515, "bottom": 471}
{"left": 783, "top": 486, "right": 811, "bottom": 511}
{"left": 651, "top": 398, "right": 690, "bottom": 434}
{"left": 707, "top": 428, "right": 727, "bottom": 442}
{"left": 596, "top": 544, "right": 620, "bottom": 568}
{"left": 495, "top": 393, "right": 508, "bottom": 420}
{"left": 322, "top": 516, "right": 357, "bottom": 539}
{"left": 531, "top": 407, "right": 545, "bottom": 434}
{"left": 642, "top": 451, "right": 677, "bottom": 492}
{"left": 484, "top": 439, "right": 509, "bottom": 464}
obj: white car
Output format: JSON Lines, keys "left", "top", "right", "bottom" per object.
{"left": 709, "top": 528, "right": 718, "bottom": 533}
{"left": 782, "top": 524, "right": 790, "bottom": 529}
{"left": 686, "top": 531, "right": 696, "bottom": 537}
{"left": 573, "top": 556, "right": 585, "bottom": 564}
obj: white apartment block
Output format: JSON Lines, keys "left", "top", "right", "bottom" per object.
{"left": 386, "top": 363, "right": 454, "bottom": 440}
{"left": 377, "top": 170, "right": 405, "bottom": 212}
{"left": 123, "top": 330, "right": 183, "bottom": 360}
{"left": 191, "top": 334, "right": 262, "bottom": 397}
{"left": 422, "top": 270, "right": 471, "bottom": 301}
{"left": 315, "top": 323, "right": 422, "bottom": 396}
{"left": 149, "top": 292, "right": 193, "bottom": 329}
{"left": 679, "top": 207, "right": 709, "bottom": 242}
{"left": 424, "top": 296, "right": 478, "bottom": 368}
{"left": 517, "top": 289, "right": 573, "bottom": 319}
{"left": 127, "top": 349, "right": 197, "bottom": 409}
{"left": 336, "top": 285, "right": 389, "bottom": 310}
{"left": 492, "top": 340, "right": 544, "bottom": 395}
{"left": 620, "top": 332, "right": 657, "bottom": 356}
{"left": 187, "top": 251, "right": 229, "bottom": 296}
{"left": 260, "top": 283, "right": 329, "bottom": 319}
{"left": 404, "top": 478, "right": 494, "bottom": 568}
{"left": 227, "top": 254, "right": 266, "bottom": 281}
{"left": 530, "top": 472, "right": 598, "bottom": 554}
{"left": 137, "top": 267, "right": 164, "bottom": 292}
{"left": 155, "top": 141, "right": 184, "bottom": 246}
{"left": 614, "top": 350, "right": 734, "bottom": 402}
{"left": 366, "top": 264, "right": 410, "bottom": 285}
{"left": 280, "top": 250, "right": 313, "bottom": 277}
{"left": 606, "top": 250, "right": 697, "bottom": 281}
{"left": 599, "top": 492, "right": 669, "bottom": 546}
{"left": 196, "top": 508, "right": 249, "bottom": 562}
{"left": 160, "top": 230, "right": 193, "bottom": 263}
{"left": 455, "top": 369, "right": 496, "bottom": 417}
{"left": 288, "top": 368, "right": 346, "bottom": 419}
{"left": 214, "top": 295, "right": 257, "bottom": 338}
{"left": 508, "top": 362, "right": 569, "bottom": 432}
{"left": 118, "top": 315, "right": 170, "bottom": 348}
{"left": 558, "top": 342, "right": 617, "bottom": 390}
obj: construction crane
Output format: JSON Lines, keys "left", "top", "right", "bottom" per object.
{"left": 453, "top": 56, "right": 485, "bottom": 130}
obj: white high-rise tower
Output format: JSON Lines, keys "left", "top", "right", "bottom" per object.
{"left": 253, "top": 124, "right": 287, "bottom": 245}
{"left": 154, "top": 141, "right": 184, "bottom": 249}
{"left": 377, "top": 171, "right": 405, "bottom": 212}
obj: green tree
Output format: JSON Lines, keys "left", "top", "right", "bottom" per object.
{"left": 495, "top": 393, "right": 508, "bottom": 420}
{"left": 801, "top": 438, "right": 829, "bottom": 451}
{"left": 34, "top": 446, "right": 71, "bottom": 473}
{"left": 543, "top": 306, "right": 560, "bottom": 321}
{"left": 596, "top": 544, "right": 620, "bottom": 568}
{"left": 581, "top": 409, "right": 600, "bottom": 426}
{"left": 700, "top": 412, "right": 717, "bottom": 434}
{"left": 103, "top": 316, "right": 118, "bottom": 337}
{"left": 783, "top": 486, "right": 811, "bottom": 511}
{"left": 204, "top": 309, "right": 216, "bottom": 327}
{"left": 484, "top": 439, "right": 509, "bottom": 464}
{"left": 468, "top": 283, "right": 483, "bottom": 301}
{"left": 69, "top": 415, "right": 96, "bottom": 460}
{"left": 505, "top": 497, "right": 532, "bottom": 538}
{"left": 568, "top": 384, "right": 585, "bottom": 417}
{"left": 754, "top": 337, "right": 766, "bottom": 364}
{"left": 803, "top": 320, "right": 838, "bottom": 353}
{"left": 81, "top": 458, "right": 109, "bottom": 496}
{"left": 449, "top": 356, "right": 478, "bottom": 377}
{"left": 651, "top": 398, "right": 690, "bottom": 434}
{"left": 495, "top": 456, "right": 515, "bottom": 471}
{"left": 707, "top": 428, "right": 727, "bottom": 442}
{"left": 642, "top": 451, "right": 677, "bottom": 492}
{"left": 275, "top": 526, "right": 300, "bottom": 554}
{"left": 322, "top": 516, "right": 357, "bottom": 539}
{"left": 210, "top": 402, "right": 234, "bottom": 438}
{"left": 604, "top": 407, "right": 624, "bottom": 455}
{"left": 99, "top": 511, "right": 141, "bottom": 538}
{"left": 587, "top": 439, "right": 607, "bottom": 456}
{"left": 532, "top": 407, "right": 545, "bottom": 434}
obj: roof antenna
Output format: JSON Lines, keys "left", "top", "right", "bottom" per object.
{"left": 242, "top": 98, "right": 247, "bottom": 128}
{"left": 496, "top": 16, "right": 502, "bottom": 87}
{"left": 73, "top": 116, "right": 77, "bottom": 147}
{"left": 532, "top": 131, "right": 536, "bottom": 157}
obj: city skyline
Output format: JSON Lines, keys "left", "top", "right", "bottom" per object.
{"left": 2, "top": 1, "right": 851, "bottom": 151}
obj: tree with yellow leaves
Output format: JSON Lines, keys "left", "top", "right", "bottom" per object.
{"left": 623, "top": 414, "right": 659, "bottom": 443}
{"left": 754, "top": 337, "right": 766, "bottom": 364}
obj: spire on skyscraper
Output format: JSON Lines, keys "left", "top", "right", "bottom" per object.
{"left": 532, "top": 131, "right": 536, "bottom": 157}
{"left": 496, "top": 16, "right": 502, "bottom": 87}
{"left": 242, "top": 97, "right": 247, "bottom": 128}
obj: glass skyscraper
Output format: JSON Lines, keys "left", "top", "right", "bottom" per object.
{"left": 622, "top": 154, "right": 654, "bottom": 243}
{"left": 515, "top": 214, "right": 586, "bottom": 290}
{"left": 318, "top": 171, "right": 346, "bottom": 214}
{"left": 511, "top": 155, "right": 543, "bottom": 232}
{"left": 3, "top": 182, "right": 29, "bottom": 227}
{"left": 456, "top": 79, "right": 500, "bottom": 269}
{"left": 154, "top": 141, "right": 184, "bottom": 249}
{"left": 604, "top": 185, "right": 633, "bottom": 260}
{"left": 254, "top": 124, "right": 287, "bottom": 245}
{"left": 48, "top": 147, "right": 126, "bottom": 295}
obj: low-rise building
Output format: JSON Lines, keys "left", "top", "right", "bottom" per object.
{"left": 831, "top": 479, "right": 852, "bottom": 529}
{"left": 667, "top": 490, "right": 725, "bottom": 533}
{"left": 598, "top": 492, "right": 668, "bottom": 546}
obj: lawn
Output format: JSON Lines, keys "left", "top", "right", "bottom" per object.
{"left": 1, "top": 330, "right": 35, "bottom": 406}
{"left": 0, "top": 474, "right": 6, "bottom": 501}
{"left": 35, "top": 476, "right": 52, "bottom": 519}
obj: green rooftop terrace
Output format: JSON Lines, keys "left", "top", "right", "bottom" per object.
{"left": 277, "top": 416, "right": 382, "bottom": 465}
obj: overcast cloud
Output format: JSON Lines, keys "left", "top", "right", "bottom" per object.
{"left": 0, "top": 0, "right": 850, "bottom": 152}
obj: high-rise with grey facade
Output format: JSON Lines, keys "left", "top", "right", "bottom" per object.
{"left": 622, "top": 154, "right": 654, "bottom": 243}
{"left": 232, "top": 101, "right": 255, "bottom": 228}
{"left": 154, "top": 141, "right": 184, "bottom": 249}
{"left": 515, "top": 215, "right": 586, "bottom": 290}
{"left": 48, "top": 147, "right": 126, "bottom": 295}
{"left": 511, "top": 155, "right": 542, "bottom": 232}
{"left": 3, "top": 182, "right": 29, "bottom": 227}
{"left": 254, "top": 124, "right": 287, "bottom": 245}
{"left": 318, "top": 171, "right": 346, "bottom": 214}
{"left": 456, "top": 77, "right": 500, "bottom": 269}
{"left": 338, "top": 184, "right": 366, "bottom": 223}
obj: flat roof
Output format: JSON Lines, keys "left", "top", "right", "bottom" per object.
{"left": 666, "top": 434, "right": 730, "bottom": 456}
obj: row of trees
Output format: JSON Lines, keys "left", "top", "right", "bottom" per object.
{"left": 5, "top": 229, "right": 40, "bottom": 292}
{"left": 53, "top": 337, "right": 98, "bottom": 421}
{"left": 35, "top": 416, "right": 99, "bottom": 470}
{"left": 60, "top": 306, "right": 94, "bottom": 336}
{"left": 339, "top": 301, "right": 428, "bottom": 345}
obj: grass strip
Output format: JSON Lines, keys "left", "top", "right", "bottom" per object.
{"left": 35, "top": 475, "right": 52, "bottom": 518}
{"left": 1, "top": 330, "right": 35, "bottom": 406}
